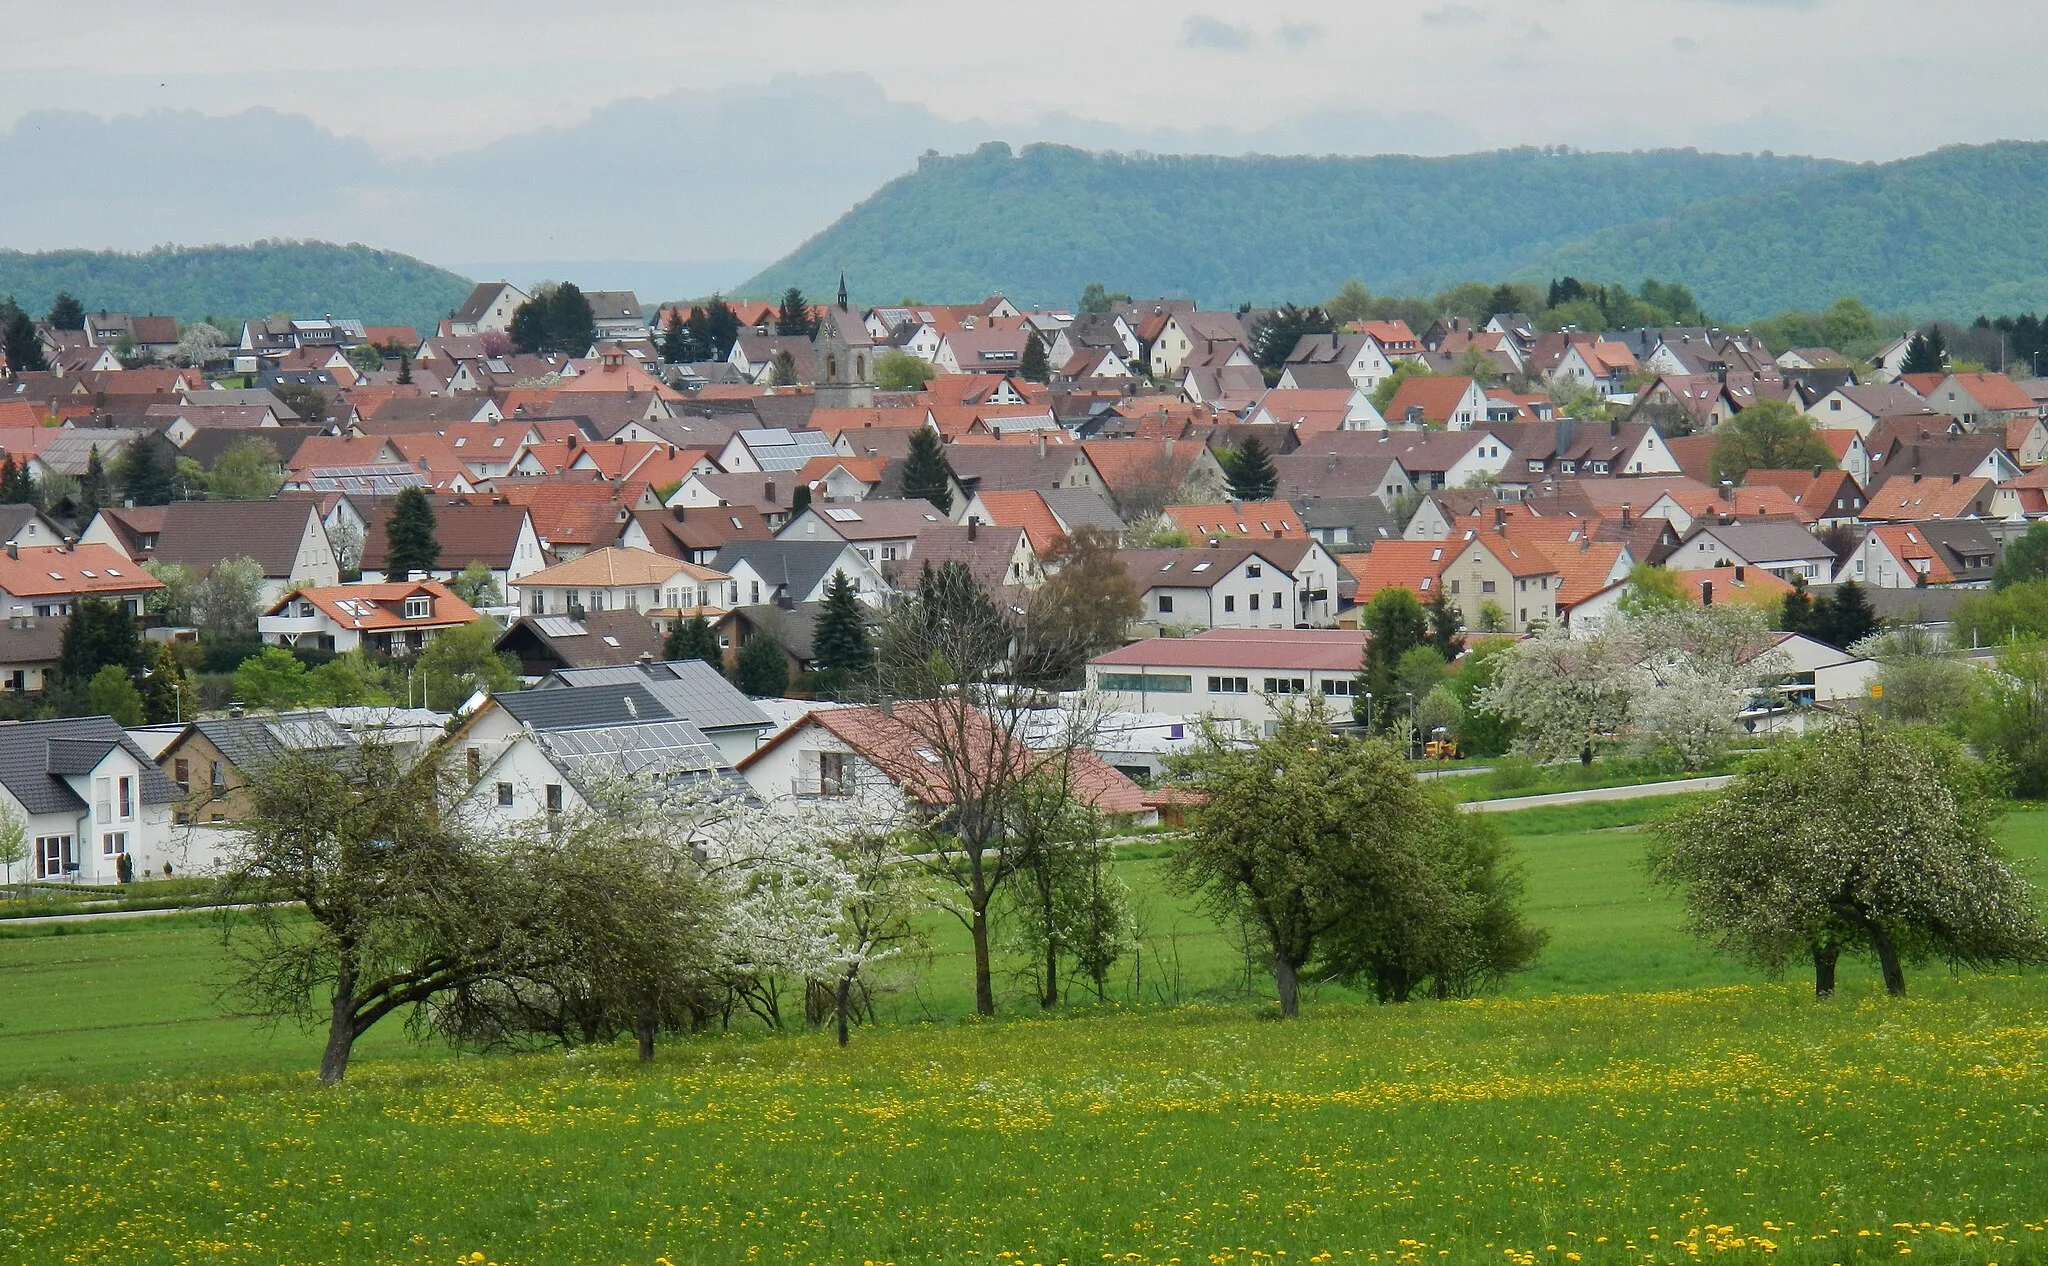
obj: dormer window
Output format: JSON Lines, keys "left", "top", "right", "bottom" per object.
{"left": 404, "top": 595, "right": 432, "bottom": 619}
{"left": 296, "top": 599, "right": 315, "bottom": 617}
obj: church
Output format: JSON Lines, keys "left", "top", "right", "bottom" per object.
{"left": 811, "top": 274, "right": 875, "bottom": 408}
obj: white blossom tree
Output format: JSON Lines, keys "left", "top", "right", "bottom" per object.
{"left": 1618, "top": 602, "right": 1787, "bottom": 770}
{"left": 1476, "top": 624, "right": 1637, "bottom": 761}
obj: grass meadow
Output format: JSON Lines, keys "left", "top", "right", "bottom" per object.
{"left": 3, "top": 799, "right": 2047, "bottom": 1263}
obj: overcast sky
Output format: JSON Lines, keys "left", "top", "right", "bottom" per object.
{"left": 4, "top": 0, "right": 2044, "bottom": 163}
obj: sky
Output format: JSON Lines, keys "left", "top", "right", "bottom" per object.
{"left": 2, "top": 0, "right": 2045, "bottom": 284}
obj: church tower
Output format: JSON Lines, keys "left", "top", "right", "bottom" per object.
{"left": 812, "top": 272, "right": 876, "bottom": 408}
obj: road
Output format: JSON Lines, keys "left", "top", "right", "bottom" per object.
{"left": 1459, "top": 775, "right": 1732, "bottom": 813}
{"left": 0, "top": 903, "right": 257, "bottom": 927}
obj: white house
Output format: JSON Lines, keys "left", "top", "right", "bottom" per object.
{"left": 0, "top": 717, "right": 181, "bottom": 885}
{"left": 711, "top": 540, "right": 888, "bottom": 608}
{"left": 1119, "top": 543, "right": 1309, "bottom": 632}
{"left": 258, "top": 580, "right": 483, "bottom": 656}
{"left": 1661, "top": 522, "right": 1839, "bottom": 583}
{"left": 1085, "top": 628, "right": 1369, "bottom": 733}
{"left": 448, "top": 282, "right": 532, "bottom": 337}
{"left": 512, "top": 547, "right": 733, "bottom": 620}
{"left": 778, "top": 499, "right": 955, "bottom": 567}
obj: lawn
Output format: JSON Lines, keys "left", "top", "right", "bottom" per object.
{"left": 3, "top": 802, "right": 2047, "bottom": 1263}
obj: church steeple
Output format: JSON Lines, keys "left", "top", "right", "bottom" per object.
{"left": 836, "top": 271, "right": 848, "bottom": 310}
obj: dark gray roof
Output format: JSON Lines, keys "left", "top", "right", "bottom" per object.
{"left": 1687, "top": 520, "right": 1835, "bottom": 563}
{"left": 727, "top": 602, "right": 827, "bottom": 662}
{"left": 0, "top": 716, "right": 180, "bottom": 815}
{"left": 497, "top": 681, "right": 672, "bottom": 732}
{"left": 529, "top": 718, "right": 751, "bottom": 805}
{"left": 1040, "top": 488, "right": 1126, "bottom": 533}
{"left": 190, "top": 712, "right": 349, "bottom": 772}
{"left": 711, "top": 540, "right": 860, "bottom": 603}
{"left": 539, "top": 659, "right": 770, "bottom": 732}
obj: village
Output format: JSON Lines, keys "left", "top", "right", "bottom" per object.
{"left": 0, "top": 278, "right": 2038, "bottom": 885}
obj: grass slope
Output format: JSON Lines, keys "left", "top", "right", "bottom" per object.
{"left": 1542, "top": 141, "right": 2048, "bottom": 319}
{"left": 743, "top": 143, "right": 1840, "bottom": 308}
{"left": 0, "top": 241, "right": 473, "bottom": 336}
{"left": 4, "top": 806, "right": 2046, "bottom": 1263}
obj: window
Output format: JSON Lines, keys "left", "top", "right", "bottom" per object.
{"left": 819, "top": 752, "right": 852, "bottom": 797}
{"left": 1098, "top": 672, "right": 1191, "bottom": 693}
{"left": 118, "top": 776, "right": 131, "bottom": 820}
{"left": 174, "top": 758, "right": 189, "bottom": 791}
{"left": 1208, "top": 676, "right": 1249, "bottom": 694}
{"left": 102, "top": 832, "right": 126, "bottom": 857}
{"left": 210, "top": 761, "right": 225, "bottom": 791}
{"left": 1250, "top": 594, "right": 1260, "bottom": 611}
{"left": 1246, "top": 564, "right": 1262, "bottom": 578}
{"left": 750, "top": 581, "right": 761, "bottom": 604}
{"left": 1157, "top": 594, "right": 1174, "bottom": 614}
{"left": 545, "top": 784, "right": 564, "bottom": 815}
{"left": 96, "top": 778, "right": 111, "bottom": 823}
{"left": 35, "top": 835, "right": 72, "bottom": 879}
{"left": 1263, "top": 677, "right": 1308, "bottom": 695}
{"left": 496, "top": 782, "right": 514, "bottom": 808}
{"left": 1450, "top": 580, "right": 1460, "bottom": 594}
{"left": 530, "top": 591, "right": 546, "bottom": 615}
{"left": 590, "top": 591, "right": 606, "bottom": 612}
{"left": 1273, "top": 591, "right": 1283, "bottom": 608}
{"left": 467, "top": 748, "right": 482, "bottom": 780}
{"left": 1224, "top": 596, "right": 1235, "bottom": 613}
{"left": 1321, "top": 679, "right": 1355, "bottom": 696}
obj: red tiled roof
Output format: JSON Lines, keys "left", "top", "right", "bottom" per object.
{"left": 1383, "top": 375, "right": 1477, "bottom": 424}
{"left": 0, "top": 544, "right": 164, "bottom": 598}
{"left": 1341, "top": 541, "right": 1451, "bottom": 601}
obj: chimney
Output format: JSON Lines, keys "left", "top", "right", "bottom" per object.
{"left": 765, "top": 480, "right": 777, "bottom": 503}
{"left": 1812, "top": 463, "right": 1823, "bottom": 477}
{"left": 1734, "top": 566, "right": 1745, "bottom": 583}
{"left": 1718, "top": 479, "right": 1733, "bottom": 502}
{"left": 671, "top": 505, "right": 686, "bottom": 522}
{"left": 4, "top": 542, "right": 14, "bottom": 560}
{"left": 1493, "top": 506, "right": 1506, "bottom": 530}
{"left": 1036, "top": 432, "right": 1046, "bottom": 458}
{"left": 1952, "top": 472, "right": 1960, "bottom": 484}
{"left": 966, "top": 520, "right": 978, "bottom": 541}
{"left": 1609, "top": 417, "right": 1619, "bottom": 437}
{"left": 1619, "top": 503, "right": 1632, "bottom": 528}
{"left": 1699, "top": 581, "right": 1714, "bottom": 607}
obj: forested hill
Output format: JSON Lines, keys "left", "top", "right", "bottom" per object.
{"left": 0, "top": 242, "right": 473, "bottom": 334}
{"left": 1539, "top": 142, "right": 2048, "bottom": 319}
{"left": 741, "top": 142, "right": 1844, "bottom": 308}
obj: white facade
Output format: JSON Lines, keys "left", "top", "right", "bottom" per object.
{"left": 1137, "top": 553, "right": 1306, "bottom": 631}
{"left": 4, "top": 748, "right": 176, "bottom": 886}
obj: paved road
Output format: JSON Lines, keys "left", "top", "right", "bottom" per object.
{"left": 0, "top": 903, "right": 256, "bottom": 927}
{"left": 1460, "top": 775, "right": 1732, "bottom": 813}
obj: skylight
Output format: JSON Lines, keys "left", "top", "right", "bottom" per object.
{"left": 825, "top": 508, "right": 862, "bottom": 522}
{"left": 1192, "top": 561, "right": 1212, "bottom": 572}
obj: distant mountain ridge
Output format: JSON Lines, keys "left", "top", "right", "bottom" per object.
{"left": 0, "top": 242, "right": 473, "bottom": 334}
{"left": 744, "top": 141, "right": 2048, "bottom": 319}
{"left": 742, "top": 143, "right": 1843, "bottom": 310}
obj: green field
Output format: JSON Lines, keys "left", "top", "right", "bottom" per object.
{"left": 3, "top": 801, "right": 2046, "bottom": 1263}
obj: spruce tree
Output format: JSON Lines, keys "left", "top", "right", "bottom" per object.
{"left": 0, "top": 455, "right": 28, "bottom": 503}
{"left": 1, "top": 299, "right": 48, "bottom": 373}
{"left": 1821, "top": 579, "right": 1878, "bottom": 649}
{"left": 46, "top": 292, "right": 86, "bottom": 330}
{"left": 1228, "top": 435, "right": 1278, "bottom": 500}
{"left": 776, "top": 288, "right": 815, "bottom": 337}
{"left": 789, "top": 483, "right": 812, "bottom": 515}
{"left": 77, "top": 446, "right": 110, "bottom": 525}
{"left": 1780, "top": 576, "right": 1816, "bottom": 636}
{"left": 902, "top": 427, "right": 955, "bottom": 513}
{"left": 1020, "top": 331, "right": 1050, "bottom": 384}
{"left": 1900, "top": 329, "right": 1947, "bottom": 375}
{"left": 57, "top": 597, "right": 145, "bottom": 687}
{"left": 812, "top": 570, "right": 873, "bottom": 674}
{"left": 661, "top": 615, "right": 723, "bottom": 669}
{"left": 703, "top": 296, "right": 741, "bottom": 361}
{"left": 397, "top": 351, "right": 413, "bottom": 385}
{"left": 1425, "top": 587, "right": 1465, "bottom": 660}
{"left": 660, "top": 310, "right": 692, "bottom": 362}
{"left": 731, "top": 628, "right": 790, "bottom": 697}
{"left": 384, "top": 487, "right": 441, "bottom": 581}
{"left": 115, "top": 440, "right": 174, "bottom": 506}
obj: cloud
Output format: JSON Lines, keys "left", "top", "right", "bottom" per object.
{"left": 1277, "top": 23, "right": 1324, "bottom": 48}
{"left": 1420, "top": 5, "right": 1486, "bottom": 26}
{"left": 1180, "top": 15, "right": 1255, "bottom": 51}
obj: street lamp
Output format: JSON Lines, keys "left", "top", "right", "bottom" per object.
{"left": 1406, "top": 692, "right": 1417, "bottom": 759}
{"left": 1363, "top": 690, "right": 1373, "bottom": 733}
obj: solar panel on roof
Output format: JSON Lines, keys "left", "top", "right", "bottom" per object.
{"left": 533, "top": 616, "right": 587, "bottom": 637}
{"left": 824, "top": 507, "right": 861, "bottom": 522}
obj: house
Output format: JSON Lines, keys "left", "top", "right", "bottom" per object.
{"left": 81, "top": 311, "right": 181, "bottom": 358}
{"left": 1247, "top": 388, "right": 1384, "bottom": 435}
{"left": 713, "top": 602, "right": 834, "bottom": 679}
{"left": 1740, "top": 469, "right": 1868, "bottom": 526}
{"left": 258, "top": 580, "right": 481, "bottom": 655}
{"left": 621, "top": 504, "right": 774, "bottom": 566}
{"left": 1350, "top": 429, "right": 1513, "bottom": 491}
{"left": 885, "top": 522, "right": 1044, "bottom": 596}
{"left": 711, "top": 539, "right": 888, "bottom": 609}
{"left": 0, "top": 542, "right": 164, "bottom": 620}
{"left": 1283, "top": 334, "right": 1401, "bottom": 393}
{"left": 495, "top": 609, "right": 668, "bottom": 678}
{"left": 1567, "top": 566, "right": 1792, "bottom": 637}
{"left": 1079, "top": 440, "right": 1231, "bottom": 514}
{"left": 512, "top": 547, "right": 732, "bottom": 621}
{"left": 1435, "top": 533, "right": 1567, "bottom": 632}
{"left": 0, "top": 611, "right": 65, "bottom": 694}
{"left": 778, "top": 498, "right": 956, "bottom": 568}
{"left": 1271, "top": 447, "right": 1416, "bottom": 509}
{"left": 735, "top": 703, "right": 1152, "bottom": 824}
{"left": 1860, "top": 474, "right": 1997, "bottom": 522}
{"left": 0, "top": 716, "right": 183, "bottom": 883}
{"left": 1118, "top": 543, "right": 1308, "bottom": 631}
{"left": 1549, "top": 340, "right": 1639, "bottom": 396}
{"left": 153, "top": 712, "right": 351, "bottom": 826}
{"left": 1148, "top": 312, "right": 1248, "bottom": 378}
{"left": 1504, "top": 418, "right": 1682, "bottom": 481}
{"left": 1661, "top": 521, "right": 1838, "bottom": 583}
{"left": 83, "top": 501, "right": 340, "bottom": 608}
{"left": 530, "top": 660, "right": 774, "bottom": 762}
{"left": 952, "top": 488, "right": 1125, "bottom": 557}
{"left": 460, "top": 713, "right": 744, "bottom": 830}
{"left": 583, "top": 292, "right": 648, "bottom": 341}
{"left": 448, "top": 283, "right": 531, "bottom": 337}
{"left": 1802, "top": 383, "right": 1930, "bottom": 436}
{"left": 353, "top": 501, "right": 545, "bottom": 590}
{"left": 1382, "top": 375, "right": 1491, "bottom": 429}
{"left": 1086, "top": 628, "right": 1369, "bottom": 731}
{"left": 2005, "top": 416, "right": 2048, "bottom": 468}
{"left": 1836, "top": 521, "right": 2000, "bottom": 588}
{"left": 1819, "top": 430, "right": 1874, "bottom": 487}
{"left": 666, "top": 471, "right": 805, "bottom": 530}
{"left": 1915, "top": 372, "right": 2038, "bottom": 427}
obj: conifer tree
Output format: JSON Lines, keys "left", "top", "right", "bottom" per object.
{"left": 1228, "top": 435, "right": 1277, "bottom": 500}
{"left": 812, "top": 570, "right": 873, "bottom": 674}
{"left": 1818, "top": 579, "right": 1878, "bottom": 649}
{"left": 1425, "top": 587, "right": 1465, "bottom": 660}
{"left": 397, "top": 351, "right": 413, "bottom": 385}
{"left": 1020, "top": 331, "right": 1050, "bottom": 384}
{"left": 731, "top": 628, "right": 790, "bottom": 697}
{"left": 902, "top": 427, "right": 955, "bottom": 513}
{"left": 384, "top": 487, "right": 441, "bottom": 581}
{"left": 1779, "top": 576, "right": 1816, "bottom": 636}
{"left": 661, "top": 615, "right": 722, "bottom": 669}
{"left": 1, "top": 298, "right": 48, "bottom": 373}
{"left": 789, "top": 483, "right": 812, "bottom": 515}
{"left": 46, "top": 292, "right": 85, "bottom": 330}
{"left": 1900, "top": 329, "right": 1947, "bottom": 375}
{"left": 776, "top": 288, "right": 816, "bottom": 337}
{"left": 660, "top": 310, "right": 692, "bottom": 363}
{"left": 77, "top": 446, "right": 110, "bottom": 525}
{"left": 115, "top": 440, "right": 174, "bottom": 506}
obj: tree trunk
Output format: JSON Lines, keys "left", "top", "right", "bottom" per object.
{"left": 635, "top": 1000, "right": 656, "bottom": 1062}
{"left": 1041, "top": 935, "right": 1059, "bottom": 1010}
{"left": 320, "top": 986, "right": 357, "bottom": 1085}
{"left": 971, "top": 903, "right": 995, "bottom": 1017}
{"left": 1812, "top": 943, "right": 1840, "bottom": 999}
{"left": 1867, "top": 920, "right": 1907, "bottom": 996}
{"left": 1273, "top": 954, "right": 1300, "bottom": 1019}
{"left": 834, "top": 976, "right": 853, "bottom": 1048}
